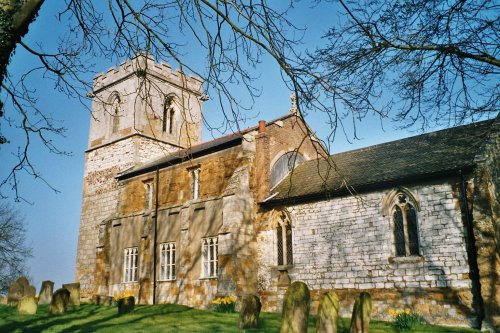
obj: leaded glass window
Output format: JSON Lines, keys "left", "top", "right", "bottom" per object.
{"left": 160, "top": 242, "right": 176, "bottom": 280}
{"left": 123, "top": 247, "right": 138, "bottom": 283}
{"left": 276, "top": 211, "right": 293, "bottom": 266}
{"left": 392, "top": 193, "right": 420, "bottom": 256}
{"left": 202, "top": 236, "right": 218, "bottom": 278}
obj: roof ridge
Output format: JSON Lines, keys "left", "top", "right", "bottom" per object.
{"left": 329, "top": 119, "right": 494, "bottom": 159}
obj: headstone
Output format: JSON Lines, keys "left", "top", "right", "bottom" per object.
{"left": 7, "top": 276, "right": 36, "bottom": 306}
{"left": 349, "top": 292, "right": 372, "bottom": 333}
{"left": 17, "top": 296, "right": 37, "bottom": 315}
{"left": 38, "top": 280, "right": 54, "bottom": 305}
{"left": 92, "top": 295, "right": 113, "bottom": 306}
{"left": 50, "top": 288, "right": 70, "bottom": 314}
{"left": 239, "top": 295, "right": 262, "bottom": 329}
{"left": 117, "top": 296, "right": 135, "bottom": 315}
{"left": 62, "top": 283, "right": 80, "bottom": 307}
{"left": 316, "top": 291, "right": 340, "bottom": 333}
{"left": 0, "top": 296, "right": 7, "bottom": 304}
{"left": 280, "top": 281, "right": 311, "bottom": 333}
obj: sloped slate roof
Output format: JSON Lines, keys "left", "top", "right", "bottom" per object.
{"left": 118, "top": 132, "right": 244, "bottom": 180}
{"left": 266, "top": 119, "right": 495, "bottom": 205}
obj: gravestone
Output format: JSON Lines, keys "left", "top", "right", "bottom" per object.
{"left": 316, "top": 291, "right": 340, "bottom": 333}
{"left": 7, "top": 276, "right": 36, "bottom": 306}
{"left": 239, "top": 295, "right": 262, "bottom": 329}
{"left": 50, "top": 288, "right": 70, "bottom": 314}
{"left": 349, "top": 292, "right": 372, "bottom": 333}
{"left": 92, "top": 294, "right": 113, "bottom": 306}
{"left": 17, "top": 296, "right": 37, "bottom": 315}
{"left": 117, "top": 296, "right": 135, "bottom": 314}
{"left": 280, "top": 281, "right": 311, "bottom": 333}
{"left": 62, "top": 283, "right": 80, "bottom": 307}
{"left": 38, "top": 280, "right": 54, "bottom": 305}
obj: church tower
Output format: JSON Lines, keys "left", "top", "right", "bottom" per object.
{"left": 76, "top": 54, "right": 204, "bottom": 299}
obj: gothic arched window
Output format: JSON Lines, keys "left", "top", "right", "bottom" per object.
{"left": 163, "top": 96, "right": 175, "bottom": 134}
{"left": 274, "top": 211, "right": 293, "bottom": 266}
{"left": 111, "top": 95, "right": 121, "bottom": 134}
{"left": 392, "top": 193, "right": 420, "bottom": 256}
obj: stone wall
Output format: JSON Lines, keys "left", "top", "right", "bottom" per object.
{"left": 76, "top": 136, "right": 176, "bottom": 299}
{"left": 257, "top": 178, "right": 478, "bottom": 327}
{"left": 472, "top": 116, "right": 500, "bottom": 332}
{"left": 102, "top": 136, "right": 258, "bottom": 308}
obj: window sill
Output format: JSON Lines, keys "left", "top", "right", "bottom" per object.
{"left": 388, "top": 255, "right": 424, "bottom": 264}
{"left": 274, "top": 265, "right": 294, "bottom": 271}
{"left": 158, "top": 279, "right": 176, "bottom": 282}
{"left": 121, "top": 281, "right": 139, "bottom": 284}
{"left": 199, "top": 276, "right": 218, "bottom": 280}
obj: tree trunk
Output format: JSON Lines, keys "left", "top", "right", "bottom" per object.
{"left": 0, "top": 0, "right": 44, "bottom": 85}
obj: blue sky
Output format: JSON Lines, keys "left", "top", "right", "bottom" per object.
{"left": 0, "top": 2, "right": 463, "bottom": 292}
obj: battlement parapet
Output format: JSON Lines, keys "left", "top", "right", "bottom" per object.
{"left": 93, "top": 53, "right": 203, "bottom": 94}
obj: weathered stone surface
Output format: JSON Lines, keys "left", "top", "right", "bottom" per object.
{"left": 138, "top": 277, "right": 152, "bottom": 305}
{"left": 17, "top": 296, "right": 37, "bottom": 315}
{"left": 7, "top": 276, "right": 36, "bottom": 305}
{"left": 50, "top": 288, "right": 70, "bottom": 314}
{"left": 62, "top": 283, "right": 80, "bottom": 307}
{"left": 117, "top": 296, "right": 135, "bottom": 315}
{"left": 316, "top": 291, "right": 339, "bottom": 333}
{"left": 38, "top": 280, "right": 54, "bottom": 305}
{"left": 280, "top": 281, "right": 311, "bottom": 333}
{"left": 92, "top": 295, "right": 113, "bottom": 306}
{"left": 349, "top": 292, "right": 372, "bottom": 333}
{"left": 239, "top": 295, "right": 262, "bottom": 329}
{"left": 0, "top": 296, "right": 7, "bottom": 304}
{"left": 471, "top": 117, "right": 500, "bottom": 333}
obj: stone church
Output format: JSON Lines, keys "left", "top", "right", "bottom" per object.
{"left": 76, "top": 54, "right": 499, "bottom": 331}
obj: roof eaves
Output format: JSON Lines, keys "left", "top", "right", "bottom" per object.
{"left": 118, "top": 134, "right": 243, "bottom": 180}
{"left": 261, "top": 165, "right": 476, "bottom": 207}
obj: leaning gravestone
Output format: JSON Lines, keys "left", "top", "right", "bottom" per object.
{"left": 62, "top": 283, "right": 80, "bottom": 307}
{"left": 38, "top": 280, "right": 54, "bottom": 305}
{"left": 50, "top": 288, "right": 70, "bottom": 314}
{"left": 17, "top": 296, "right": 38, "bottom": 315}
{"left": 316, "top": 291, "right": 340, "bottom": 333}
{"left": 7, "top": 276, "right": 36, "bottom": 306}
{"left": 239, "top": 295, "right": 262, "bottom": 329}
{"left": 280, "top": 281, "right": 311, "bottom": 333}
{"left": 349, "top": 292, "right": 372, "bottom": 333}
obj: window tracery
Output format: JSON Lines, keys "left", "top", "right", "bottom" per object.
{"left": 273, "top": 210, "right": 293, "bottom": 266}
{"left": 392, "top": 192, "right": 420, "bottom": 256}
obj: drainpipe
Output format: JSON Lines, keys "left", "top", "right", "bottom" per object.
{"left": 153, "top": 166, "right": 160, "bottom": 305}
{"left": 459, "top": 170, "right": 484, "bottom": 329}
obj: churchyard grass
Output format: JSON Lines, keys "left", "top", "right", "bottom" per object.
{"left": 0, "top": 303, "right": 480, "bottom": 332}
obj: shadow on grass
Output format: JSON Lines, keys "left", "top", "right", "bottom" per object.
{"left": 0, "top": 304, "right": 482, "bottom": 333}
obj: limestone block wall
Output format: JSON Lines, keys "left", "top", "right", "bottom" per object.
{"left": 89, "top": 54, "right": 203, "bottom": 150}
{"left": 257, "top": 179, "right": 477, "bottom": 327}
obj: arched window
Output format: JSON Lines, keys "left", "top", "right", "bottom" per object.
{"left": 274, "top": 211, "right": 293, "bottom": 266}
{"left": 111, "top": 95, "right": 121, "bottom": 134}
{"left": 392, "top": 192, "right": 420, "bottom": 256}
{"left": 163, "top": 96, "right": 175, "bottom": 134}
{"left": 270, "top": 152, "right": 305, "bottom": 188}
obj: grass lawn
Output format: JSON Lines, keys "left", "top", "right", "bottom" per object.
{"left": 0, "top": 303, "right": 480, "bottom": 332}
